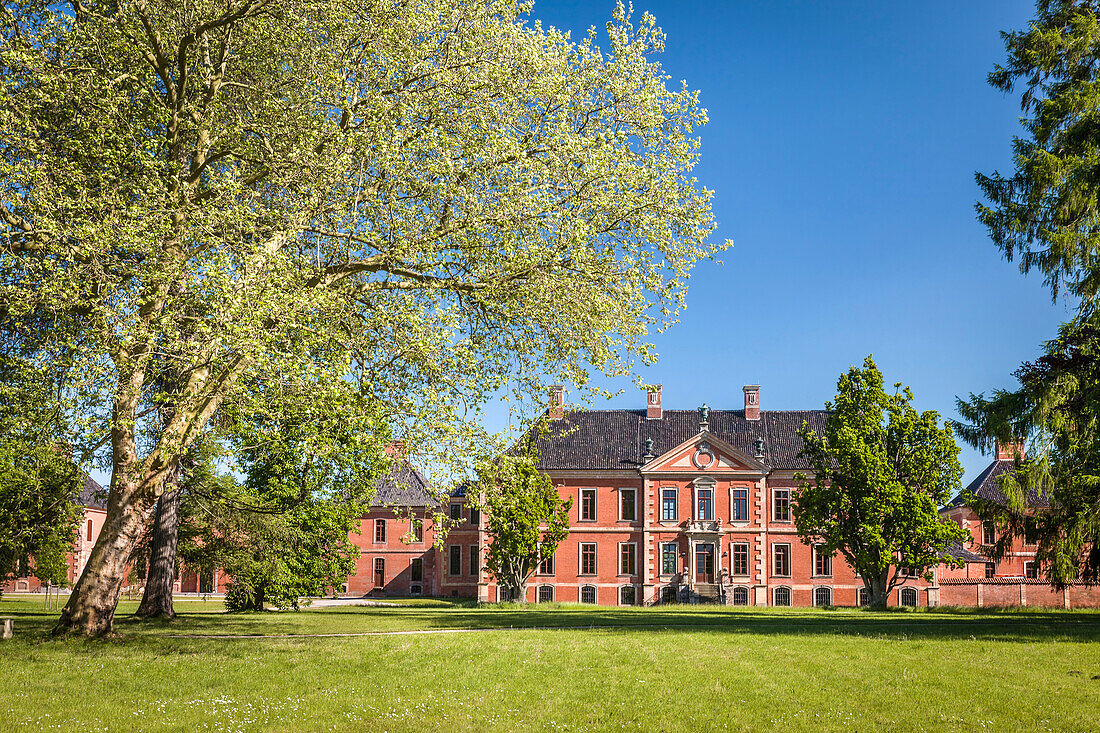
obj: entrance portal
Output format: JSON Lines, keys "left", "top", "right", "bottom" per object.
{"left": 696, "top": 543, "right": 715, "bottom": 583}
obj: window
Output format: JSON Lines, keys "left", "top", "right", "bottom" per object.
{"left": 982, "top": 521, "right": 996, "bottom": 545}
{"left": 731, "top": 586, "right": 749, "bottom": 606}
{"left": 772, "top": 543, "right": 791, "bottom": 577}
{"left": 580, "top": 585, "right": 597, "bottom": 604}
{"left": 449, "top": 503, "right": 463, "bottom": 521}
{"left": 449, "top": 545, "right": 461, "bottom": 575}
{"left": 619, "top": 543, "right": 637, "bottom": 576}
{"left": 580, "top": 543, "right": 597, "bottom": 575}
{"left": 469, "top": 545, "right": 479, "bottom": 576}
{"left": 410, "top": 557, "right": 423, "bottom": 582}
{"left": 619, "top": 585, "right": 637, "bottom": 606}
{"left": 619, "top": 489, "right": 636, "bottom": 521}
{"left": 900, "top": 587, "right": 918, "bottom": 607}
{"left": 374, "top": 518, "right": 386, "bottom": 543}
{"left": 538, "top": 549, "right": 554, "bottom": 575}
{"left": 857, "top": 587, "right": 870, "bottom": 607}
{"left": 661, "top": 543, "right": 678, "bottom": 576}
{"left": 580, "top": 489, "right": 596, "bottom": 521}
{"left": 660, "top": 586, "right": 676, "bottom": 604}
{"left": 412, "top": 519, "right": 423, "bottom": 543}
{"left": 773, "top": 488, "right": 791, "bottom": 522}
{"left": 813, "top": 546, "right": 832, "bottom": 577}
{"left": 661, "top": 488, "right": 677, "bottom": 521}
{"left": 732, "top": 489, "right": 748, "bottom": 522}
{"left": 984, "top": 562, "right": 996, "bottom": 579}
{"left": 469, "top": 508, "right": 480, "bottom": 526}
{"left": 814, "top": 587, "right": 832, "bottom": 607}
{"left": 537, "top": 585, "right": 554, "bottom": 603}
{"left": 410, "top": 584, "right": 422, "bottom": 595}
{"left": 731, "top": 543, "right": 749, "bottom": 576}
{"left": 773, "top": 586, "right": 791, "bottom": 606}
{"left": 1024, "top": 561, "right": 1039, "bottom": 579}
{"left": 498, "top": 587, "right": 511, "bottom": 603}
{"left": 697, "top": 487, "right": 713, "bottom": 520}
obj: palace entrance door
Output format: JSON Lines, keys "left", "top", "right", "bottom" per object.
{"left": 696, "top": 543, "right": 715, "bottom": 583}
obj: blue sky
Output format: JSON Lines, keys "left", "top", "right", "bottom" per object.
{"left": 492, "top": 0, "right": 1070, "bottom": 485}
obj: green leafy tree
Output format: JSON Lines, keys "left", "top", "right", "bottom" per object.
{"left": 795, "top": 357, "right": 967, "bottom": 610}
{"left": 0, "top": 354, "right": 83, "bottom": 592}
{"left": 180, "top": 396, "right": 390, "bottom": 611}
{"left": 956, "top": 317, "right": 1100, "bottom": 585}
{"left": 957, "top": 0, "right": 1100, "bottom": 587}
{"left": 1, "top": 0, "right": 726, "bottom": 636}
{"left": 473, "top": 455, "right": 571, "bottom": 603}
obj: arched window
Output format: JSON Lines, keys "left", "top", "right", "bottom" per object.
{"left": 731, "top": 586, "right": 749, "bottom": 606}
{"left": 619, "top": 585, "right": 637, "bottom": 606}
{"left": 813, "top": 587, "right": 832, "bottom": 607}
{"left": 580, "top": 585, "right": 597, "bottom": 604}
{"left": 660, "top": 585, "right": 676, "bottom": 604}
{"left": 537, "top": 585, "right": 554, "bottom": 603}
{"left": 857, "top": 587, "right": 870, "bottom": 607}
{"left": 900, "top": 587, "right": 918, "bottom": 607}
{"left": 773, "top": 586, "right": 791, "bottom": 607}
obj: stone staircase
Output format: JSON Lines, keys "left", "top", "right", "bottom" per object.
{"left": 694, "top": 583, "right": 722, "bottom": 604}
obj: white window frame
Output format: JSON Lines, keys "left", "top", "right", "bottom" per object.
{"left": 619, "top": 585, "right": 637, "bottom": 606}
{"left": 731, "top": 586, "right": 749, "bottom": 606}
{"left": 1024, "top": 561, "right": 1038, "bottom": 579}
{"left": 537, "top": 585, "right": 554, "bottom": 603}
{"left": 580, "top": 585, "right": 597, "bottom": 604}
{"left": 731, "top": 487, "right": 749, "bottom": 522}
{"left": 579, "top": 542, "right": 597, "bottom": 575}
{"left": 772, "top": 488, "right": 791, "bottom": 522}
{"left": 773, "top": 586, "right": 792, "bottom": 607}
{"left": 579, "top": 488, "right": 597, "bottom": 522}
{"left": 899, "top": 587, "right": 918, "bottom": 607}
{"left": 813, "top": 586, "right": 832, "bottom": 607}
{"left": 857, "top": 587, "right": 870, "bottom": 607}
{"left": 618, "top": 542, "right": 637, "bottom": 576}
{"left": 618, "top": 488, "right": 637, "bottom": 522}
{"left": 813, "top": 545, "right": 832, "bottom": 578}
{"left": 660, "top": 542, "right": 678, "bottom": 576}
{"left": 696, "top": 485, "right": 714, "bottom": 521}
{"left": 772, "top": 543, "right": 791, "bottom": 577}
{"left": 730, "top": 542, "right": 749, "bottom": 577}
{"left": 374, "top": 518, "right": 386, "bottom": 544}
{"left": 660, "top": 487, "right": 678, "bottom": 522}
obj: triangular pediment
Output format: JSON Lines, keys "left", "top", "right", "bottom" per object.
{"left": 641, "top": 432, "right": 766, "bottom": 474}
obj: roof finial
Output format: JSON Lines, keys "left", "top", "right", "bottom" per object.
{"left": 698, "top": 403, "right": 709, "bottom": 432}
{"left": 644, "top": 437, "right": 654, "bottom": 460}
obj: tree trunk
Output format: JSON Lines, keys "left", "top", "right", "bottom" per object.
{"left": 867, "top": 571, "right": 890, "bottom": 611}
{"left": 53, "top": 481, "right": 158, "bottom": 636}
{"left": 135, "top": 478, "right": 182, "bottom": 620}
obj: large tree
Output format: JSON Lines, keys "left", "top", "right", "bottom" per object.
{"left": 472, "top": 455, "right": 571, "bottom": 603}
{"left": 795, "top": 357, "right": 968, "bottom": 610}
{"left": 957, "top": 0, "right": 1100, "bottom": 586}
{"left": 1, "top": 0, "right": 726, "bottom": 635}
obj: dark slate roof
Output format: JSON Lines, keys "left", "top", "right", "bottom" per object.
{"left": 526, "top": 409, "right": 829, "bottom": 471}
{"left": 76, "top": 474, "right": 107, "bottom": 510}
{"left": 940, "top": 541, "right": 985, "bottom": 564}
{"left": 947, "top": 459, "right": 1050, "bottom": 509}
{"left": 371, "top": 462, "right": 438, "bottom": 508}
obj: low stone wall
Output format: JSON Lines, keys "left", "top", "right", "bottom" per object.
{"left": 938, "top": 579, "right": 1100, "bottom": 608}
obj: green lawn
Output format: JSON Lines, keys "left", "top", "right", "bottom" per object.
{"left": 1, "top": 596, "right": 1098, "bottom": 732}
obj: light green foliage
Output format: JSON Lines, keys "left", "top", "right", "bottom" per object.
{"left": 472, "top": 455, "right": 571, "bottom": 602}
{"left": 977, "top": 0, "right": 1100, "bottom": 306}
{"left": 0, "top": 0, "right": 725, "bottom": 631}
{"left": 0, "top": 354, "right": 82, "bottom": 588}
{"left": 795, "top": 357, "right": 967, "bottom": 609}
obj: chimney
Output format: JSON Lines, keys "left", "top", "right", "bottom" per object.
{"left": 384, "top": 440, "right": 406, "bottom": 460}
{"left": 743, "top": 385, "right": 760, "bottom": 421}
{"left": 995, "top": 439, "right": 1025, "bottom": 461}
{"left": 548, "top": 385, "right": 564, "bottom": 420}
{"left": 646, "top": 385, "right": 663, "bottom": 420}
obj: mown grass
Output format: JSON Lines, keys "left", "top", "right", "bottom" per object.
{"left": 1, "top": 596, "right": 1098, "bottom": 732}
